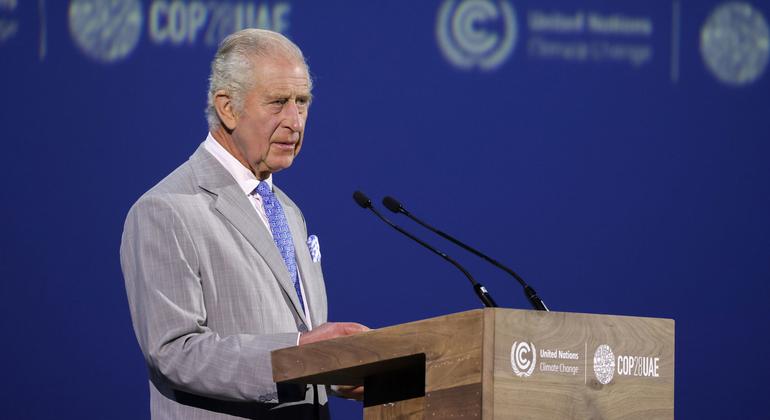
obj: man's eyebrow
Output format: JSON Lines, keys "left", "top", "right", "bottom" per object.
{"left": 266, "top": 87, "right": 309, "bottom": 95}
{"left": 264, "top": 90, "right": 289, "bottom": 99}
{"left": 264, "top": 90, "right": 312, "bottom": 101}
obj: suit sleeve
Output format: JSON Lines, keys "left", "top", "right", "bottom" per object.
{"left": 120, "top": 194, "right": 299, "bottom": 403}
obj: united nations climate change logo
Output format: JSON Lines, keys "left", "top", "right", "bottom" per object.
{"left": 68, "top": 0, "right": 143, "bottom": 64}
{"left": 510, "top": 341, "right": 536, "bottom": 378}
{"left": 701, "top": 2, "right": 770, "bottom": 86}
{"left": 593, "top": 344, "right": 615, "bottom": 385}
{"left": 436, "top": 0, "right": 518, "bottom": 71}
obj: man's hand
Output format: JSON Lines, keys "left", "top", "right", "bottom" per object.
{"left": 299, "top": 322, "right": 369, "bottom": 401}
{"left": 331, "top": 384, "right": 364, "bottom": 401}
{"left": 299, "top": 322, "right": 369, "bottom": 346}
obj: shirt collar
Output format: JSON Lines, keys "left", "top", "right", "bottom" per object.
{"left": 204, "top": 132, "right": 272, "bottom": 196}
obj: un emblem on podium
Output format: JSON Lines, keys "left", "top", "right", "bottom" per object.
{"left": 511, "top": 341, "right": 537, "bottom": 378}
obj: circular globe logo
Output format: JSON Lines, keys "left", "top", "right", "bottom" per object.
{"left": 68, "top": 0, "right": 143, "bottom": 64}
{"left": 436, "top": 0, "right": 518, "bottom": 71}
{"left": 701, "top": 2, "right": 770, "bottom": 86}
{"left": 593, "top": 344, "right": 615, "bottom": 385}
{"left": 510, "top": 341, "right": 536, "bottom": 378}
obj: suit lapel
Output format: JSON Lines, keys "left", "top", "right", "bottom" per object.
{"left": 190, "top": 146, "right": 308, "bottom": 326}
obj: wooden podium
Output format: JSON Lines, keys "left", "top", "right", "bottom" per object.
{"left": 272, "top": 309, "right": 674, "bottom": 419}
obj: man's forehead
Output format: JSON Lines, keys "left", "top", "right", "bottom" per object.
{"left": 252, "top": 53, "right": 306, "bottom": 73}
{"left": 260, "top": 77, "right": 310, "bottom": 94}
{"left": 253, "top": 61, "right": 309, "bottom": 88}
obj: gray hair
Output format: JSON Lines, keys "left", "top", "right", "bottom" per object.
{"left": 206, "top": 29, "right": 311, "bottom": 131}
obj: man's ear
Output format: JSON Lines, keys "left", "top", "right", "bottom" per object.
{"left": 214, "top": 90, "right": 237, "bottom": 131}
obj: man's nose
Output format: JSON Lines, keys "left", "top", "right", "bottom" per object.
{"left": 283, "top": 101, "right": 303, "bottom": 131}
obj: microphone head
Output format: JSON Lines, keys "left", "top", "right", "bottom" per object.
{"left": 382, "top": 196, "right": 404, "bottom": 213}
{"left": 352, "top": 191, "right": 372, "bottom": 209}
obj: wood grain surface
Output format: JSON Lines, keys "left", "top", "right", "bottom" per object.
{"left": 272, "top": 309, "right": 486, "bottom": 390}
{"left": 271, "top": 308, "right": 674, "bottom": 419}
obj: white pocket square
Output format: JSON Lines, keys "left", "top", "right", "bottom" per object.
{"left": 307, "top": 235, "right": 321, "bottom": 262}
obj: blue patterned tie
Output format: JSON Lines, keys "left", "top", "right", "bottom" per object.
{"left": 255, "top": 182, "right": 304, "bottom": 311}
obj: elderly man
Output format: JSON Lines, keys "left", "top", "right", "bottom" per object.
{"left": 121, "top": 29, "right": 366, "bottom": 419}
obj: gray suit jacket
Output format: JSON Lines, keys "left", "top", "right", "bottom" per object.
{"left": 121, "top": 144, "right": 328, "bottom": 419}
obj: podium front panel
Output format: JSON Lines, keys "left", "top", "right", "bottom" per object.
{"left": 490, "top": 309, "right": 674, "bottom": 419}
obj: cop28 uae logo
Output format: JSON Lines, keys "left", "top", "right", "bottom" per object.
{"left": 510, "top": 341, "right": 536, "bottom": 377}
{"left": 435, "top": 0, "right": 518, "bottom": 71}
{"left": 593, "top": 344, "right": 616, "bottom": 385}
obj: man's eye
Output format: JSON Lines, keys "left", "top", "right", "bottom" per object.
{"left": 272, "top": 99, "right": 287, "bottom": 105}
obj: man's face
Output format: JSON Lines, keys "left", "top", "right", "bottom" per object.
{"left": 229, "top": 56, "right": 311, "bottom": 179}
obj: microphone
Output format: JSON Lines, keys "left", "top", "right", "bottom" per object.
{"left": 353, "top": 191, "right": 497, "bottom": 308}
{"left": 382, "top": 195, "right": 549, "bottom": 311}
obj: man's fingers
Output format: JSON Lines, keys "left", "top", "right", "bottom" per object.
{"left": 299, "top": 322, "right": 370, "bottom": 346}
{"left": 340, "top": 322, "right": 369, "bottom": 335}
{"left": 334, "top": 385, "right": 364, "bottom": 401}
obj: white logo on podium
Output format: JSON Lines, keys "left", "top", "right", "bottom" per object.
{"left": 435, "top": 0, "right": 518, "bottom": 71}
{"left": 701, "top": 2, "right": 769, "bottom": 86}
{"left": 511, "top": 341, "right": 536, "bottom": 377}
{"left": 593, "top": 344, "right": 615, "bottom": 385}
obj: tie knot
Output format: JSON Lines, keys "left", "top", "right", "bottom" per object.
{"left": 255, "top": 182, "right": 272, "bottom": 197}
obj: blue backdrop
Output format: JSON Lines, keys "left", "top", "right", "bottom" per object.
{"left": 1, "top": 0, "right": 769, "bottom": 418}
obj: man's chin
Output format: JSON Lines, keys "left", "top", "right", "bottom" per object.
{"left": 264, "top": 157, "right": 295, "bottom": 174}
